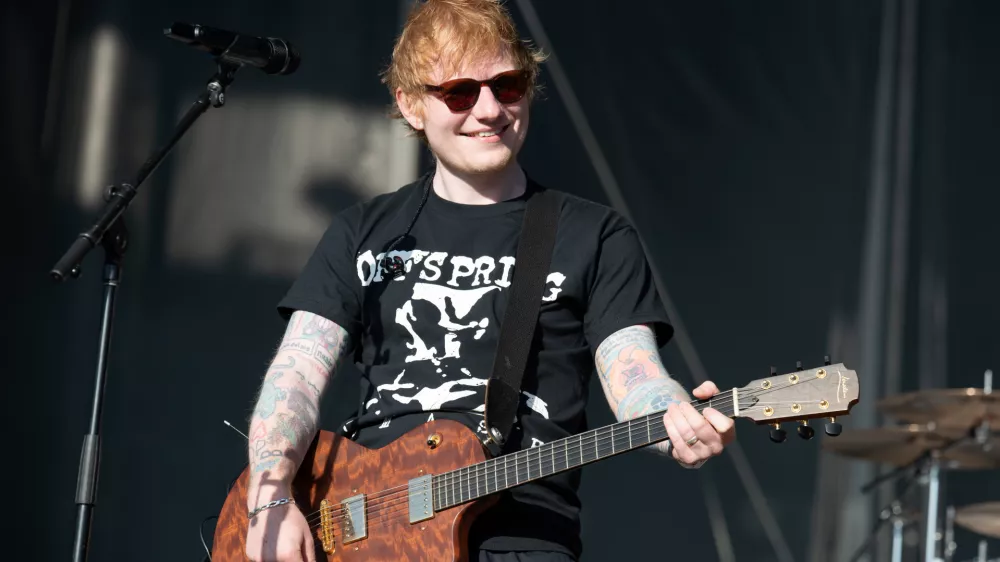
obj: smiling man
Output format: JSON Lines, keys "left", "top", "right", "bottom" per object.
{"left": 242, "top": 1, "right": 735, "bottom": 561}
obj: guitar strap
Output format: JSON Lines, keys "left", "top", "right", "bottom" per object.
{"left": 483, "top": 187, "right": 562, "bottom": 450}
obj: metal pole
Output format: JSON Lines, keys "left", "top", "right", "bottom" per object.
{"left": 925, "top": 456, "right": 941, "bottom": 562}
{"left": 892, "top": 518, "right": 904, "bottom": 562}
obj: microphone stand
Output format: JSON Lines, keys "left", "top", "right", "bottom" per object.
{"left": 52, "top": 59, "right": 241, "bottom": 562}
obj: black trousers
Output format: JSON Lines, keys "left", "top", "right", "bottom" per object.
{"left": 478, "top": 551, "right": 577, "bottom": 562}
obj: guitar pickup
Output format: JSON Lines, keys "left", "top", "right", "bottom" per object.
{"left": 408, "top": 475, "right": 434, "bottom": 524}
{"left": 341, "top": 494, "right": 367, "bottom": 544}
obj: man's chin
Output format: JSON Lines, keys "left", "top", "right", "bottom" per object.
{"left": 461, "top": 151, "right": 515, "bottom": 175}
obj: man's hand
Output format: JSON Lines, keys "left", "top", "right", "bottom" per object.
{"left": 662, "top": 381, "right": 736, "bottom": 468}
{"left": 245, "top": 501, "right": 317, "bottom": 562}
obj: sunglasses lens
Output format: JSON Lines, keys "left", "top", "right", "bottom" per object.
{"left": 492, "top": 72, "right": 528, "bottom": 103}
{"left": 440, "top": 81, "right": 480, "bottom": 111}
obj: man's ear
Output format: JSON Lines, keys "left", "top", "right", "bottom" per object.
{"left": 396, "top": 88, "right": 424, "bottom": 131}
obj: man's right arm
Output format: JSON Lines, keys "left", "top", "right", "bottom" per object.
{"left": 245, "top": 310, "right": 352, "bottom": 511}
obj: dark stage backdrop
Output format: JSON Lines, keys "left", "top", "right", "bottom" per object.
{"left": 5, "top": 1, "right": 998, "bottom": 561}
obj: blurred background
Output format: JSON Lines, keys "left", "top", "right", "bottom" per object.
{"left": 5, "top": 0, "right": 999, "bottom": 560}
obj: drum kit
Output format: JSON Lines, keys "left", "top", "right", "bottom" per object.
{"left": 823, "top": 369, "right": 998, "bottom": 562}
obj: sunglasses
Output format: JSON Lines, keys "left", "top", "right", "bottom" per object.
{"left": 424, "top": 69, "right": 530, "bottom": 112}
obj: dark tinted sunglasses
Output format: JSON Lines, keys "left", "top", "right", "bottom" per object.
{"left": 424, "top": 69, "right": 530, "bottom": 112}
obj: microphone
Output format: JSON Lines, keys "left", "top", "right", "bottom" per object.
{"left": 164, "top": 22, "right": 300, "bottom": 75}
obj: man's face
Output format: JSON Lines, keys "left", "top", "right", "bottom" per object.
{"left": 400, "top": 53, "right": 529, "bottom": 177}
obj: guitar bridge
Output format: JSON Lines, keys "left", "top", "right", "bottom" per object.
{"left": 319, "top": 499, "right": 335, "bottom": 553}
{"left": 341, "top": 494, "right": 368, "bottom": 544}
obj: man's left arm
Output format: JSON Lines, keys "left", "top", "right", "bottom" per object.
{"left": 594, "top": 324, "right": 736, "bottom": 467}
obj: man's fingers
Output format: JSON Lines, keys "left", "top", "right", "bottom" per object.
{"left": 663, "top": 411, "right": 699, "bottom": 465}
{"left": 669, "top": 404, "right": 700, "bottom": 447}
{"left": 678, "top": 401, "right": 721, "bottom": 449}
{"left": 691, "top": 381, "right": 720, "bottom": 399}
{"left": 703, "top": 407, "right": 736, "bottom": 442}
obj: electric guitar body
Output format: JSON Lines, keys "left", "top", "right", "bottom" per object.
{"left": 213, "top": 420, "right": 495, "bottom": 561}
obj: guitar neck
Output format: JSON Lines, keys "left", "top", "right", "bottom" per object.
{"left": 431, "top": 390, "right": 743, "bottom": 511}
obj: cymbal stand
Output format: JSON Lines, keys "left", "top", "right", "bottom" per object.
{"left": 890, "top": 506, "right": 907, "bottom": 562}
{"left": 924, "top": 452, "right": 942, "bottom": 562}
{"left": 849, "top": 473, "right": 919, "bottom": 562}
{"left": 944, "top": 505, "right": 956, "bottom": 562}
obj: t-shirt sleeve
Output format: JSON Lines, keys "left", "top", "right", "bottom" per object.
{"left": 583, "top": 222, "right": 673, "bottom": 353}
{"left": 276, "top": 211, "right": 364, "bottom": 344}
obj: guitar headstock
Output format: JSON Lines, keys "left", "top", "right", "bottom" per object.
{"left": 732, "top": 360, "right": 860, "bottom": 442}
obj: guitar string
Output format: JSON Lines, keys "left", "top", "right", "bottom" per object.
{"left": 303, "top": 389, "right": 832, "bottom": 539}
{"left": 299, "top": 374, "right": 835, "bottom": 530}
{"left": 302, "top": 394, "right": 818, "bottom": 532}
{"left": 303, "top": 381, "right": 832, "bottom": 534}
{"left": 299, "top": 373, "right": 838, "bottom": 530}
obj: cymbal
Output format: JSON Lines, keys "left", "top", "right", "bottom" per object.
{"left": 821, "top": 425, "right": 1000, "bottom": 469}
{"left": 955, "top": 502, "right": 1000, "bottom": 539}
{"left": 877, "top": 388, "right": 999, "bottom": 430}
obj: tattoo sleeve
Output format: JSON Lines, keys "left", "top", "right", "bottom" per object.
{"left": 246, "top": 311, "right": 352, "bottom": 507}
{"left": 595, "top": 325, "right": 690, "bottom": 455}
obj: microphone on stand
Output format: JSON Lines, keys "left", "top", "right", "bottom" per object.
{"left": 163, "top": 22, "right": 301, "bottom": 75}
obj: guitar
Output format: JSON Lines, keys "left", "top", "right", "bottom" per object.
{"left": 211, "top": 362, "right": 860, "bottom": 561}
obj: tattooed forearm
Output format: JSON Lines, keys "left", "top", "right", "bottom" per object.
{"left": 246, "top": 311, "right": 352, "bottom": 504}
{"left": 616, "top": 379, "right": 686, "bottom": 420}
{"left": 595, "top": 325, "right": 690, "bottom": 455}
{"left": 276, "top": 312, "right": 350, "bottom": 374}
{"left": 595, "top": 325, "right": 676, "bottom": 410}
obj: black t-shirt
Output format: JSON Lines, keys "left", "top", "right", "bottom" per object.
{"left": 277, "top": 172, "right": 672, "bottom": 557}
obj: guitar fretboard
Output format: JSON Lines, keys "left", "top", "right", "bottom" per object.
{"left": 431, "top": 394, "right": 740, "bottom": 510}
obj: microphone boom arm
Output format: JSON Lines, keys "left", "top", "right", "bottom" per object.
{"left": 50, "top": 60, "right": 239, "bottom": 280}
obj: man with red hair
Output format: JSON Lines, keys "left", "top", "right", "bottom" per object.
{"left": 243, "top": 1, "right": 735, "bottom": 560}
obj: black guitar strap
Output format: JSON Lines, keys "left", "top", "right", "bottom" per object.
{"left": 483, "top": 187, "right": 562, "bottom": 450}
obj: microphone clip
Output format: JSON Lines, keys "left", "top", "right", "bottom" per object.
{"left": 383, "top": 256, "right": 406, "bottom": 280}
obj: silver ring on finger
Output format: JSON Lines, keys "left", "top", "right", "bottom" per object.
{"left": 685, "top": 435, "right": 699, "bottom": 446}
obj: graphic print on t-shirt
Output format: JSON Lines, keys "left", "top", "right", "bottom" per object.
{"left": 355, "top": 247, "right": 565, "bottom": 435}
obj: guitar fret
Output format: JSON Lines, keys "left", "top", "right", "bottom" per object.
{"left": 627, "top": 419, "right": 632, "bottom": 449}
{"left": 504, "top": 455, "right": 509, "bottom": 489}
{"left": 565, "top": 438, "right": 569, "bottom": 470}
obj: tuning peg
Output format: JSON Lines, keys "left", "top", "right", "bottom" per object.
{"left": 825, "top": 417, "right": 843, "bottom": 437}
{"left": 796, "top": 360, "right": 803, "bottom": 371}
{"left": 824, "top": 355, "right": 831, "bottom": 366}
{"left": 769, "top": 423, "right": 787, "bottom": 443}
{"left": 797, "top": 420, "right": 815, "bottom": 440}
